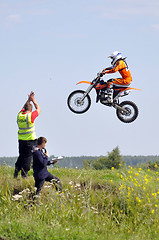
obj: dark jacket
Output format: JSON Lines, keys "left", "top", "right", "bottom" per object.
{"left": 33, "top": 148, "right": 50, "bottom": 180}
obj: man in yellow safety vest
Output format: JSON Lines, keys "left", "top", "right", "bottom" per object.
{"left": 14, "top": 91, "right": 41, "bottom": 178}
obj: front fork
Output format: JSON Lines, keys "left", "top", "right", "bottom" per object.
{"left": 79, "top": 83, "right": 95, "bottom": 103}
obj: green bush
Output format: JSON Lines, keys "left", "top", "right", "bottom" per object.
{"left": 92, "top": 146, "right": 124, "bottom": 170}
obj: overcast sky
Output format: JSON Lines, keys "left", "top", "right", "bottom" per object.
{"left": 0, "top": 0, "right": 159, "bottom": 157}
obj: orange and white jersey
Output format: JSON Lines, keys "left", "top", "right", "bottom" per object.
{"left": 104, "top": 59, "right": 132, "bottom": 81}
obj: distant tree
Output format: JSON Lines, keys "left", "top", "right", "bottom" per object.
{"left": 83, "top": 159, "right": 95, "bottom": 169}
{"left": 123, "top": 155, "right": 159, "bottom": 167}
{"left": 0, "top": 157, "right": 17, "bottom": 166}
{"left": 106, "top": 146, "right": 123, "bottom": 169}
{"left": 92, "top": 146, "right": 123, "bottom": 170}
{"left": 92, "top": 156, "right": 108, "bottom": 170}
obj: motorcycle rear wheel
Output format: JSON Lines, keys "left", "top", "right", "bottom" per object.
{"left": 67, "top": 90, "right": 91, "bottom": 114}
{"left": 116, "top": 101, "right": 138, "bottom": 123}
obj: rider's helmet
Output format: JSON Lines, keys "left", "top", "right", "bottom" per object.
{"left": 108, "top": 51, "right": 122, "bottom": 65}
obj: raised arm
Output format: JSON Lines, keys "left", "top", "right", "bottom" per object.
{"left": 29, "top": 91, "right": 41, "bottom": 114}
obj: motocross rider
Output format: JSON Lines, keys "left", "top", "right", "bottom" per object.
{"left": 101, "top": 51, "right": 132, "bottom": 103}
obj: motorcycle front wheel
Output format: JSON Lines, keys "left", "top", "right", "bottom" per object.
{"left": 116, "top": 101, "right": 138, "bottom": 123}
{"left": 67, "top": 90, "right": 91, "bottom": 114}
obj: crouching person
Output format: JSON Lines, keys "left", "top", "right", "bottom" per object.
{"left": 33, "top": 137, "right": 62, "bottom": 195}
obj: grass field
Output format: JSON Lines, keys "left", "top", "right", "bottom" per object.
{"left": 0, "top": 165, "right": 159, "bottom": 240}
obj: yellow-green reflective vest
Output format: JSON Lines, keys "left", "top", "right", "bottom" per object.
{"left": 17, "top": 112, "right": 36, "bottom": 140}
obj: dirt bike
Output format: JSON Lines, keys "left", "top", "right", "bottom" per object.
{"left": 67, "top": 73, "right": 141, "bottom": 123}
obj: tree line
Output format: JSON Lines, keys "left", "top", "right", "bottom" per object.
{"left": 0, "top": 147, "right": 159, "bottom": 169}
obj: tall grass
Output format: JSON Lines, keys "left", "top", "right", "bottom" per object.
{"left": 0, "top": 165, "right": 159, "bottom": 240}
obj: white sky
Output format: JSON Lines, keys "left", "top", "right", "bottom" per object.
{"left": 0, "top": 0, "right": 159, "bottom": 157}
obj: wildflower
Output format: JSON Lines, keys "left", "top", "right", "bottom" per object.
{"left": 152, "top": 193, "right": 157, "bottom": 198}
{"left": 119, "top": 184, "right": 123, "bottom": 191}
{"left": 148, "top": 169, "right": 150, "bottom": 172}
{"left": 12, "top": 194, "right": 23, "bottom": 201}
{"left": 154, "top": 164, "right": 158, "bottom": 168}
{"left": 44, "top": 185, "right": 51, "bottom": 189}
{"left": 75, "top": 183, "right": 81, "bottom": 188}
{"left": 136, "top": 197, "right": 141, "bottom": 202}
{"left": 111, "top": 167, "right": 114, "bottom": 170}
{"left": 156, "top": 172, "right": 158, "bottom": 175}
{"left": 151, "top": 209, "right": 154, "bottom": 214}
{"left": 91, "top": 206, "right": 98, "bottom": 211}
{"left": 155, "top": 204, "right": 158, "bottom": 208}
{"left": 19, "top": 188, "right": 31, "bottom": 195}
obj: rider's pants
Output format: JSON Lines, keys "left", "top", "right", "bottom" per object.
{"left": 107, "top": 77, "right": 132, "bottom": 88}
